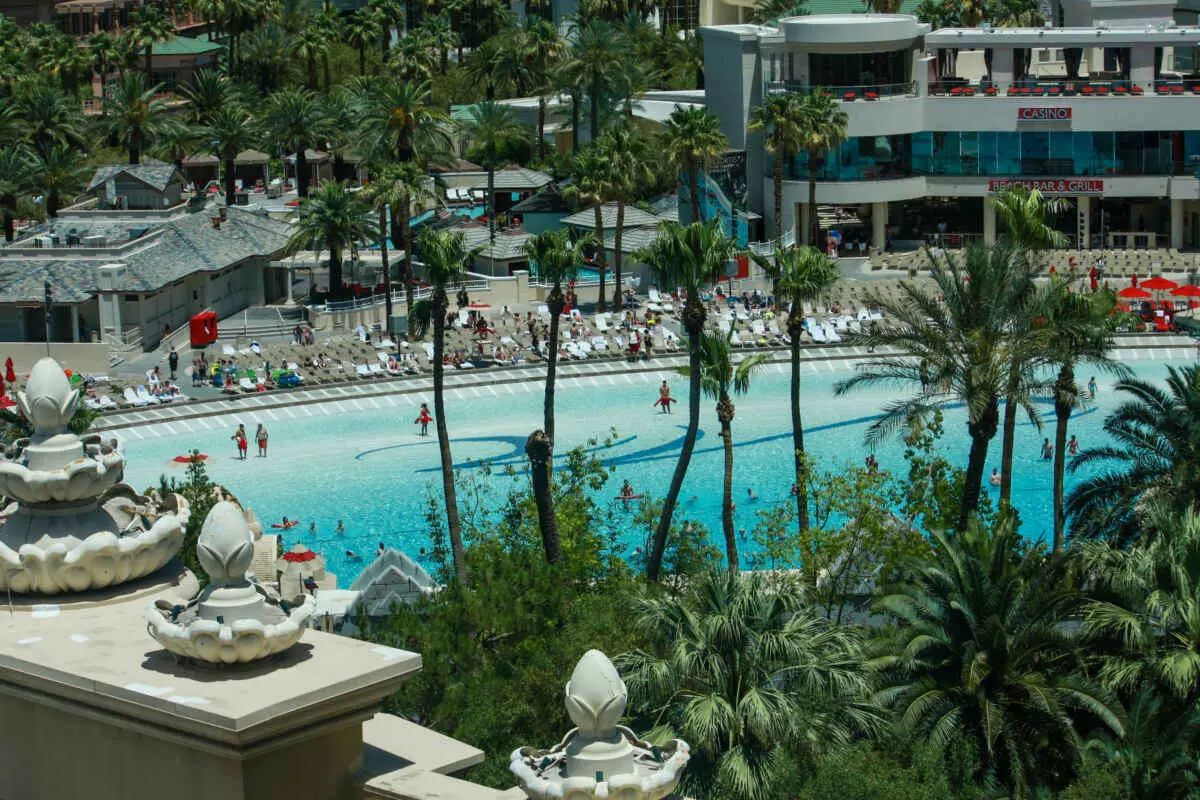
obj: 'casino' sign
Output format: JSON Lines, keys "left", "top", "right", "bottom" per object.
{"left": 1017, "top": 107, "right": 1073, "bottom": 122}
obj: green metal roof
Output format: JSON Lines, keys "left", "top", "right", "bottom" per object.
{"left": 151, "top": 35, "right": 223, "bottom": 57}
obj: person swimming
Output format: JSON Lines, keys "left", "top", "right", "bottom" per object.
{"left": 746, "top": 488, "right": 758, "bottom": 502}
{"left": 1042, "top": 438, "right": 1053, "bottom": 460}
{"left": 345, "top": 549, "right": 360, "bottom": 560}
{"left": 989, "top": 468, "right": 1002, "bottom": 486}
{"left": 335, "top": 520, "right": 345, "bottom": 535}
{"left": 620, "top": 479, "right": 635, "bottom": 498}
{"left": 309, "top": 521, "right": 317, "bottom": 535}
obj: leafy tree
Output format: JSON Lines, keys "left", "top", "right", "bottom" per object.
{"left": 635, "top": 220, "right": 734, "bottom": 581}
{"left": 747, "top": 0, "right": 806, "bottom": 24}
{"left": 12, "top": 80, "right": 87, "bottom": 161}
{"left": 595, "top": 125, "right": 653, "bottom": 309}
{"left": 286, "top": 181, "right": 373, "bottom": 300}
{"left": 565, "top": 144, "right": 617, "bottom": 311}
{"left": 0, "top": 146, "right": 29, "bottom": 243}
{"left": 458, "top": 100, "right": 525, "bottom": 257}
{"left": 660, "top": 104, "right": 728, "bottom": 224}
{"left": 993, "top": 184, "right": 1067, "bottom": 506}
{"left": 26, "top": 144, "right": 90, "bottom": 219}
{"left": 177, "top": 68, "right": 242, "bottom": 125}
{"left": 1067, "top": 364, "right": 1200, "bottom": 542}
{"left": 408, "top": 228, "right": 479, "bottom": 588}
{"left": 689, "top": 330, "right": 769, "bottom": 570}
{"left": 876, "top": 518, "right": 1123, "bottom": 795}
{"left": 259, "top": 87, "right": 323, "bottom": 197}
{"left": 748, "top": 93, "right": 805, "bottom": 246}
{"left": 837, "top": 244, "right": 1033, "bottom": 530}
{"left": 560, "top": 18, "right": 625, "bottom": 142}
{"left": 617, "top": 571, "right": 881, "bottom": 800}
{"left": 356, "top": 79, "right": 450, "bottom": 165}
{"left": 523, "top": 16, "right": 563, "bottom": 159}
{"left": 795, "top": 91, "right": 847, "bottom": 245}
{"left": 364, "top": 161, "right": 437, "bottom": 330}
{"left": 101, "top": 72, "right": 169, "bottom": 164}
{"left": 200, "top": 105, "right": 256, "bottom": 207}
{"left": 128, "top": 4, "right": 176, "bottom": 77}
{"left": 290, "top": 22, "right": 328, "bottom": 91}
{"left": 343, "top": 7, "right": 381, "bottom": 75}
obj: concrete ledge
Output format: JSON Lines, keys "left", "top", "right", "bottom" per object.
{"left": 363, "top": 768, "right": 517, "bottom": 800}
{"left": 362, "top": 712, "right": 486, "bottom": 777}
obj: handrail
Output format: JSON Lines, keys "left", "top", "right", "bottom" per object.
{"left": 767, "top": 81, "right": 915, "bottom": 98}
{"left": 748, "top": 228, "right": 796, "bottom": 257}
{"left": 319, "top": 278, "right": 490, "bottom": 313}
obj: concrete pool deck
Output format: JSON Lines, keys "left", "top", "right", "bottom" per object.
{"left": 92, "top": 333, "right": 1198, "bottom": 436}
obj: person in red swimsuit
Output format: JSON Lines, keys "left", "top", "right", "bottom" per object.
{"left": 414, "top": 403, "right": 433, "bottom": 436}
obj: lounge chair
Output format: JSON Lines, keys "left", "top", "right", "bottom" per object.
{"left": 730, "top": 330, "right": 745, "bottom": 347}
{"left": 595, "top": 314, "right": 610, "bottom": 331}
{"left": 135, "top": 385, "right": 161, "bottom": 404}
{"left": 122, "top": 388, "right": 147, "bottom": 407}
{"left": 99, "top": 395, "right": 117, "bottom": 409}
{"left": 422, "top": 342, "right": 435, "bottom": 362}
{"left": 239, "top": 377, "right": 257, "bottom": 392}
{"left": 591, "top": 336, "right": 609, "bottom": 352}
{"left": 355, "top": 364, "right": 371, "bottom": 377}
{"left": 809, "top": 324, "right": 827, "bottom": 343}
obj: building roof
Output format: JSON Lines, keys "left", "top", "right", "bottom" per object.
{"left": 456, "top": 225, "right": 533, "bottom": 262}
{"left": 603, "top": 226, "right": 665, "bottom": 255}
{"left": 151, "top": 35, "right": 223, "bottom": 56}
{"left": 468, "top": 167, "right": 553, "bottom": 192}
{"left": 563, "top": 203, "right": 660, "bottom": 230}
{"left": 87, "top": 163, "right": 185, "bottom": 193}
{"left": 0, "top": 206, "right": 293, "bottom": 304}
{"left": 510, "top": 185, "right": 578, "bottom": 215}
{"left": 925, "top": 23, "right": 1200, "bottom": 47}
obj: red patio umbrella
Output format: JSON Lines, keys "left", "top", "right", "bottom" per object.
{"left": 1171, "top": 285, "right": 1200, "bottom": 297}
{"left": 1118, "top": 286, "right": 1152, "bottom": 299}
{"left": 282, "top": 548, "right": 317, "bottom": 563}
{"left": 1141, "top": 276, "right": 1179, "bottom": 291}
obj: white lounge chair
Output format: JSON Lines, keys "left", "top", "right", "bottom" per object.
{"left": 423, "top": 342, "right": 435, "bottom": 361}
{"left": 825, "top": 327, "right": 842, "bottom": 343}
{"left": 99, "top": 395, "right": 117, "bottom": 409}
{"left": 222, "top": 345, "right": 236, "bottom": 356}
{"left": 355, "top": 364, "right": 370, "bottom": 377}
{"left": 595, "top": 314, "right": 610, "bottom": 332}
{"left": 123, "top": 387, "right": 148, "bottom": 407}
{"left": 239, "top": 378, "right": 257, "bottom": 391}
{"left": 368, "top": 363, "right": 384, "bottom": 375}
{"left": 135, "top": 385, "right": 162, "bottom": 404}
{"left": 809, "top": 324, "right": 827, "bottom": 343}
{"left": 730, "top": 330, "right": 745, "bottom": 347}
{"left": 84, "top": 397, "right": 102, "bottom": 410}
{"left": 591, "top": 336, "right": 609, "bottom": 352}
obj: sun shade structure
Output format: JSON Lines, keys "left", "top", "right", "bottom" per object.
{"left": 1118, "top": 286, "right": 1153, "bottom": 299}
{"left": 1140, "top": 276, "right": 1178, "bottom": 291}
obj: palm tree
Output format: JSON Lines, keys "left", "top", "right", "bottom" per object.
{"left": 1080, "top": 505, "right": 1200, "bottom": 704}
{"left": 660, "top": 105, "right": 728, "bottom": 224}
{"left": 463, "top": 35, "right": 504, "bottom": 100}
{"left": 128, "top": 4, "right": 176, "bottom": 77}
{"left": 636, "top": 220, "right": 735, "bottom": 581}
{"left": 491, "top": 26, "right": 534, "bottom": 98}
{"left": 369, "top": 0, "right": 405, "bottom": 59}
{"left": 836, "top": 244, "right": 1032, "bottom": 530}
{"left": 0, "top": 146, "right": 28, "bottom": 242}
{"left": 524, "top": 16, "right": 562, "bottom": 159}
{"left": 877, "top": 518, "right": 1123, "bottom": 795}
{"left": 26, "top": 144, "right": 88, "bottom": 219}
{"left": 365, "top": 162, "right": 436, "bottom": 330}
{"left": 566, "top": 145, "right": 616, "bottom": 313}
{"left": 344, "top": 7, "right": 381, "bottom": 75}
{"left": 691, "top": 331, "right": 769, "bottom": 571}
{"left": 410, "top": 229, "right": 477, "bottom": 589}
{"left": 286, "top": 181, "right": 373, "bottom": 300}
{"left": 560, "top": 18, "right": 625, "bottom": 143}
{"left": 747, "top": 93, "right": 804, "bottom": 247}
{"left": 522, "top": 229, "right": 590, "bottom": 566}
{"left": 596, "top": 126, "right": 652, "bottom": 309}
{"left": 12, "top": 81, "right": 87, "bottom": 161}
{"left": 747, "top": 0, "right": 806, "bottom": 23}
{"left": 88, "top": 31, "right": 121, "bottom": 103}
{"left": 1068, "top": 365, "right": 1200, "bottom": 543}
{"left": 993, "top": 185, "right": 1067, "bottom": 507}
{"left": 795, "top": 91, "right": 848, "bottom": 246}
{"left": 290, "top": 23, "right": 327, "bottom": 91}
{"left": 864, "top": 0, "right": 904, "bottom": 10}
{"left": 260, "top": 88, "right": 322, "bottom": 197}
{"left": 616, "top": 571, "right": 879, "bottom": 800}
{"left": 102, "top": 72, "right": 169, "bottom": 164}
{"left": 200, "top": 105, "right": 255, "bottom": 207}
{"left": 457, "top": 100, "right": 525, "bottom": 256}
{"left": 177, "top": 68, "right": 240, "bottom": 124}
{"left": 356, "top": 79, "right": 450, "bottom": 164}
{"left": 151, "top": 117, "right": 198, "bottom": 171}
{"left": 767, "top": 247, "right": 838, "bottom": 538}
{"left": 1034, "top": 280, "right": 1121, "bottom": 553}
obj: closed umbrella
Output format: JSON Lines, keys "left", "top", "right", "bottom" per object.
{"left": 4, "top": 358, "right": 13, "bottom": 384}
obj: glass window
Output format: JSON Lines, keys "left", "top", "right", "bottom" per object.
{"left": 1115, "top": 132, "right": 1143, "bottom": 174}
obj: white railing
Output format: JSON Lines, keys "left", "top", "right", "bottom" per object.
{"left": 320, "top": 278, "right": 490, "bottom": 313}
{"left": 748, "top": 228, "right": 797, "bottom": 258}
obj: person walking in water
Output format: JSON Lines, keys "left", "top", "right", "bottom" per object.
{"left": 255, "top": 423, "right": 269, "bottom": 457}
{"left": 654, "top": 381, "right": 674, "bottom": 414}
{"left": 414, "top": 403, "right": 433, "bottom": 435}
{"left": 1068, "top": 434, "right": 1079, "bottom": 456}
{"left": 231, "top": 424, "right": 248, "bottom": 460}
{"left": 1041, "top": 438, "right": 1053, "bottom": 461}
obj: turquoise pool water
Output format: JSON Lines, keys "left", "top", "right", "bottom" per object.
{"left": 116, "top": 356, "right": 1191, "bottom": 586}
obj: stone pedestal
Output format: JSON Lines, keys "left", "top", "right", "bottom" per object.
{"left": 0, "top": 573, "right": 422, "bottom": 800}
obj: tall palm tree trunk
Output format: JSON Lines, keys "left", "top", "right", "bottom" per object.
{"left": 570, "top": 90, "right": 580, "bottom": 153}
{"left": 400, "top": 208, "right": 416, "bottom": 338}
{"left": 788, "top": 314, "right": 809, "bottom": 532}
{"left": 719, "top": 402, "right": 737, "bottom": 571}
{"left": 129, "top": 129, "right": 142, "bottom": 164}
{"left": 806, "top": 149, "right": 818, "bottom": 246}
{"left": 613, "top": 202, "right": 624, "bottom": 309}
{"left": 379, "top": 207, "right": 393, "bottom": 324}
{"left": 328, "top": 245, "right": 344, "bottom": 298}
{"left": 593, "top": 204, "right": 607, "bottom": 313}
{"left": 999, "top": 363, "right": 1020, "bottom": 507}
{"left": 525, "top": 430, "right": 561, "bottom": 563}
{"left": 772, "top": 152, "right": 783, "bottom": 246}
{"left": 487, "top": 166, "right": 495, "bottom": 249}
{"left": 545, "top": 292, "right": 563, "bottom": 442}
{"left": 648, "top": 296, "right": 703, "bottom": 581}
{"left": 1052, "top": 364, "right": 1073, "bottom": 553}
{"left": 358, "top": 45, "right": 366, "bottom": 75}
{"left": 590, "top": 73, "right": 600, "bottom": 143}
{"left": 537, "top": 97, "right": 547, "bottom": 159}
{"left": 144, "top": 46, "right": 152, "bottom": 78}
{"left": 322, "top": 53, "right": 330, "bottom": 91}
{"left": 224, "top": 157, "right": 237, "bottom": 207}
{"left": 47, "top": 191, "right": 60, "bottom": 219}
{"left": 295, "top": 144, "right": 310, "bottom": 197}
{"left": 2, "top": 198, "right": 15, "bottom": 242}
{"left": 959, "top": 401, "right": 999, "bottom": 530}
{"left": 432, "top": 292, "right": 469, "bottom": 587}
{"left": 687, "top": 155, "right": 700, "bottom": 223}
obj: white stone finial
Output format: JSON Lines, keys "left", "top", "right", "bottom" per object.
{"left": 17, "top": 358, "right": 78, "bottom": 436}
{"left": 565, "top": 650, "right": 628, "bottom": 737}
{"left": 196, "top": 501, "right": 254, "bottom": 584}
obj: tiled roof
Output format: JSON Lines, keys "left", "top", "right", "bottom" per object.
{"left": 511, "top": 185, "right": 578, "bottom": 214}
{"left": 457, "top": 226, "right": 533, "bottom": 262}
{"left": 603, "top": 226, "right": 664, "bottom": 255}
{"left": 466, "top": 167, "right": 553, "bottom": 192}
{"left": 87, "top": 162, "right": 184, "bottom": 193}
{"left": 151, "top": 35, "right": 223, "bottom": 56}
{"left": 563, "top": 203, "right": 659, "bottom": 230}
{"left": 0, "top": 207, "right": 292, "bottom": 304}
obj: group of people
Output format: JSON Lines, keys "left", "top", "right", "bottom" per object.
{"left": 292, "top": 324, "right": 317, "bottom": 346}
{"left": 230, "top": 423, "right": 269, "bottom": 459}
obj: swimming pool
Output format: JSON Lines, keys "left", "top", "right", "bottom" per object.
{"left": 116, "top": 354, "right": 1190, "bottom": 586}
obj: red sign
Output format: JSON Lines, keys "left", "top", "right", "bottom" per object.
{"left": 1018, "top": 106, "right": 1072, "bottom": 121}
{"left": 988, "top": 178, "right": 1102, "bottom": 194}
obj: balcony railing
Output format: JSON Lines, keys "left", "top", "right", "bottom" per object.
{"left": 766, "top": 81, "right": 916, "bottom": 101}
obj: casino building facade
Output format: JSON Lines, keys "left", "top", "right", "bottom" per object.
{"left": 701, "top": 3, "right": 1200, "bottom": 254}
